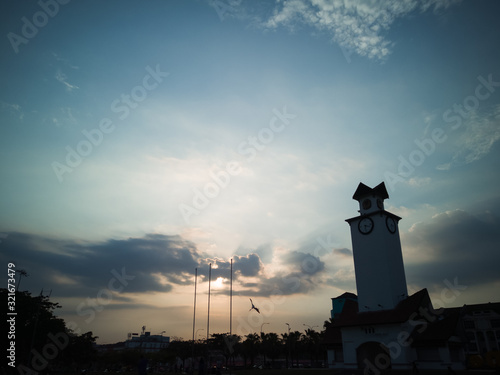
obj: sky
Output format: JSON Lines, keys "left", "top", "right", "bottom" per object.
{"left": 1, "top": 0, "right": 499, "bottom": 345}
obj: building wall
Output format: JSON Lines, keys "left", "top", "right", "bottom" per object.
{"left": 125, "top": 334, "right": 170, "bottom": 353}
{"left": 461, "top": 308, "right": 500, "bottom": 355}
{"left": 340, "top": 320, "right": 468, "bottom": 371}
{"left": 349, "top": 212, "right": 408, "bottom": 312}
{"left": 341, "top": 322, "right": 415, "bottom": 370}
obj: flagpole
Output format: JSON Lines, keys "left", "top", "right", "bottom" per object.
{"left": 206, "top": 263, "right": 212, "bottom": 363}
{"left": 230, "top": 258, "right": 233, "bottom": 374}
{"left": 230, "top": 258, "right": 233, "bottom": 336}
{"left": 191, "top": 267, "right": 197, "bottom": 372}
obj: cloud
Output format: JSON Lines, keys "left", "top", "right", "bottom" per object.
{"left": 283, "top": 250, "right": 325, "bottom": 275}
{"left": 197, "top": 252, "right": 263, "bottom": 282}
{"left": 238, "top": 271, "right": 318, "bottom": 296}
{"left": 333, "top": 247, "right": 352, "bottom": 257}
{"left": 52, "top": 52, "right": 80, "bottom": 70}
{"left": 55, "top": 69, "right": 79, "bottom": 91}
{"left": 0, "top": 101, "right": 24, "bottom": 120}
{"left": 0, "top": 232, "right": 200, "bottom": 297}
{"left": 257, "top": 0, "right": 461, "bottom": 61}
{"left": 0, "top": 230, "right": 336, "bottom": 301}
{"left": 403, "top": 208, "right": 500, "bottom": 290}
{"left": 444, "top": 105, "right": 500, "bottom": 168}
{"left": 234, "top": 253, "right": 263, "bottom": 277}
{"left": 408, "top": 177, "right": 431, "bottom": 187}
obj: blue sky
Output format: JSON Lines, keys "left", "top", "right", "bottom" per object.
{"left": 1, "top": 0, "right": 499, "bottom": 344}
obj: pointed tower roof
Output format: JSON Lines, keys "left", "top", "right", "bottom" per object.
{"left": 352, "top": 182, "right": 389, "bottom": 201}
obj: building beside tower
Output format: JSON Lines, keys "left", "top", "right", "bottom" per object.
{"left": 323, "top": 182, "right": 500, "bottom": 372}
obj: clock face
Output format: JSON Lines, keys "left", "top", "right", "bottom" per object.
{"left": 386, "top": 216, "right": 397, "bottom": 233}
{"left": 358, "top": 217, "right": 374, "bottom": 234}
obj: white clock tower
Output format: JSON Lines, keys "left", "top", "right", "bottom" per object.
{"left": 346, "top": 182, "right": 408, "bottom": 312}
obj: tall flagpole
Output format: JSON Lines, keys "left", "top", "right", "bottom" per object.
{"left": 191, "top": 268, "right": 197, "bottom": 370}
{"left": 230, "top": 258, "right": 233, "bottom": 374}
{"left": 230, "top": 258, "right": 233, "bottom": 336}
{"left": 206, "top": 263, "right": 212, "bottom": 362}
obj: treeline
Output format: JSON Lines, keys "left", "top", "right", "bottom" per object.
{"left": 1, "top": 289, "right": 331, "bottom": 374}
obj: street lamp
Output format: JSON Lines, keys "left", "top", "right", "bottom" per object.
{"left": 285, "top": 323, "right": 291, "bottom": 369}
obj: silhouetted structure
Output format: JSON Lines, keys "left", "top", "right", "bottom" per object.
{"left": 126, "top": 331, "right": 170, "bottom": 353}
{"left": 323, "top": 182, "right": 500, "bottom": 372}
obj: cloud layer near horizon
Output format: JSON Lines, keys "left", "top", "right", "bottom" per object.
{"left": 2, "top": 202, "right": 499, "bottom": 306}
{"left": 0, "top": 232, "right": 333, "bottom": 300}
{"left": 402, "top": 207, "right": 500, "bottom": 291}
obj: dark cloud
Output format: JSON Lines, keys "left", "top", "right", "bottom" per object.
{"left": 333, "top": 248, "right": 352, "bottom": 257}
{"left": 233, "top": 254, "right": 262, "bottom": 277}
{"left": 0, "top": 231, "right": 340, "bottom": 302}
{"left": 196, "top": 253, "right": 263, "bottom": 281}
{"left": 0, "top": 232, "right": 200, "bottom": 298}
{"left": 234, "top": 249, "right": 329, "bottom": 297}
{"left": 283, "top": 251, "right": 325, "bottom": 275}
{"left": 238, "top": 271, "right": 317, "bottom": 297}
{"left": 403, "top": 209, "right": 500, "bottom": 290}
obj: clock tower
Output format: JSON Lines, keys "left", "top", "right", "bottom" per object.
{"left": 346, "top": 182, "right": 408, "bottom": 312}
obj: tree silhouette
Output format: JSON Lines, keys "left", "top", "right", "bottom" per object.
{"left": 241, "top": 333, "right": 260, "bottom": 367}
{"left": 261, "top": 332, "right": 281, "bottom": 368}
{"left": 288, "top": 331, "right": 303, "bottom": 367}
{"left": 323, "top": 317, "right": 334, "bottom": 330}
{"left": 1, "top": 288, "right": 98, "bottom": 373}
{"left": 1, "top": 289, "right": 65, "bottom": 366}
{"left": 302, "top": 329, "right": 322, "bottom": 367}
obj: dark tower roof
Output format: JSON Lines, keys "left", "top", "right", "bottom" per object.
{"left": 352, "top": 182, "right": 389, "bottom": 201}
